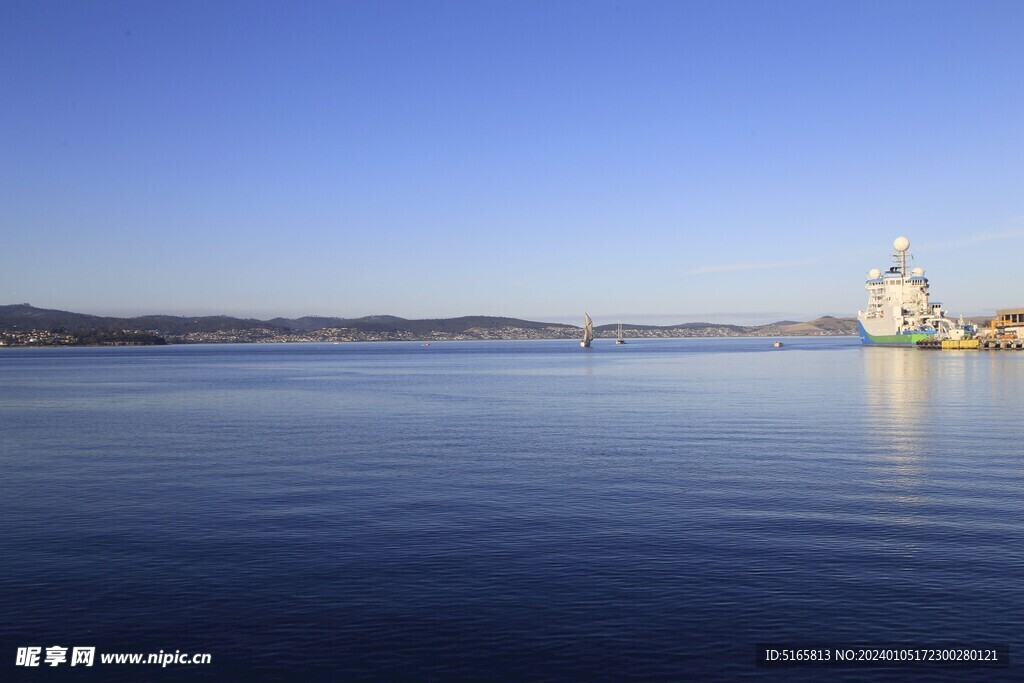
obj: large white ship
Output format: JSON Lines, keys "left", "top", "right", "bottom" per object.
{"left": 857, "top": 236, "right": 967, "bottom": 346}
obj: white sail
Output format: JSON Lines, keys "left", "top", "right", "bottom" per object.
{"left": 581, "top": 313, "right": 594, "bottom": 347}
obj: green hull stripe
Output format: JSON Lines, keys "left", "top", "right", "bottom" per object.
{"left": 865, "top": 332, "right": 932, "bottom": 345}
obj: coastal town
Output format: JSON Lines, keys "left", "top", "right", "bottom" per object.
{"left": 0, "top": 328, "right": 165, "bottom": 347}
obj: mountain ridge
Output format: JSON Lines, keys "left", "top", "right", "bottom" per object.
{"left": 1, "top": 304, "right": 862, "bottom": 338}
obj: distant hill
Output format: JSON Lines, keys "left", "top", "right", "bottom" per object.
{"left": 594, "top": 321, "right": 748, "bottom": 333}
{"left": 1, "top": 304, "right": 858, "bottom": 339}
{"left": 0, "top": 305, "right": 280, "bottom": 334}
{"left": 0, "top": 304, "right": 115, "bottom": 331}
{"left": 272, "top": 314, "right": 577, "bottom": 335}
{"left": 0, "top": 305, "right": 575, "bottom": 336}
{"left": 750, "top": 316, "right": 859, "bottom": 336}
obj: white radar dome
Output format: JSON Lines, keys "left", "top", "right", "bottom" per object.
{"left": 869, "top": 268, "right": 881, "bottom": 279}
{"left": 911, "top": 267, "right": 924, "bottom": 276}
{"left": 893, "top": 236, "right": 910, "bottom": 252}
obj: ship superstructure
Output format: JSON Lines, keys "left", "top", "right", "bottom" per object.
{"left": 857, "top": 236, "right": 966, "bottom": 346}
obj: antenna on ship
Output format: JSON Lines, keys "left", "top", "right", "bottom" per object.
{"left": 893, "top": 236, "right": 910, "bottom": 276}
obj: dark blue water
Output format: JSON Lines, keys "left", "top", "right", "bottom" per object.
{"left": 2, "top": 338, "right": 1022, "bottom": 681}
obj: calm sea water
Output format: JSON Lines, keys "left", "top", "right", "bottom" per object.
{"left": 2, "top": 337, "right": 1023, "bottom": 681}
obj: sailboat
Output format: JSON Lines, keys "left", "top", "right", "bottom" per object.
{"left": 615, "top": 321, "right": 626, "bottom": 344}
{"left": 580, "top": 313, "right": 594, "bottom": 348}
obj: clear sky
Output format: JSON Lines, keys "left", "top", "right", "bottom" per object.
{"left": 2, "top": 1, "right": 1022, "bottom": 324}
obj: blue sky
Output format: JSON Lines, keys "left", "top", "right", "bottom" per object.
{"left": 2, "top": 1, "right": 1022, "bottom": 324}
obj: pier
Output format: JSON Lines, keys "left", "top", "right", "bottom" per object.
{"left": 917, "top": 338, "right": 1024, "bottom": 350}
{"left": 916, "top": 307, "right": 1024, "bottom": 350}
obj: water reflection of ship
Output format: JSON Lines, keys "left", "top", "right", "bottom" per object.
{"left": 862, "top": 349, "right": 932, "bottom": 527}
{"left": 863, "top": 348, "right": 932, "bottom": 458}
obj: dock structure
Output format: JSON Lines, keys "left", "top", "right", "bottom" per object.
{"left": 917, "top": 306, "right": 1024, "bottom": 350}
{"left": 988, "top": 308, "right": 1024, "bottom": 338}
{"left": 917, "top": 339, "right": 1024, "bottom": 350}
{"left": 978, "top": 338, "right": 1024, "bottom": 350}
{"left": 995, "top": 308, "right": 1024, "bottom": 326}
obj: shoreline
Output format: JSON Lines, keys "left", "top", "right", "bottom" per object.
{"left": 1, "top": 333, "right": 860, "bottom": 349}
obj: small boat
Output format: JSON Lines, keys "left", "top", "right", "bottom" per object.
{"left": 422, "top": 343, "right": 430, "bottom": 347}
{"left": 615, "top": 321, "right": 626, "bottom": 345}
{"left": 773, "top": 341, "right": 783, "bottom": 348}
{"left": 581, "top": 313, "right": 594, "bottom": 348}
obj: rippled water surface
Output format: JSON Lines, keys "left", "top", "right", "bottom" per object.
{"left": 2, "top": 338, "right": 1023, "bottom": 680}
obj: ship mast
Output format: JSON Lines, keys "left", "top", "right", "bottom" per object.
{"left": 893, "top": 235, "right": 910, "bottom": 276}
